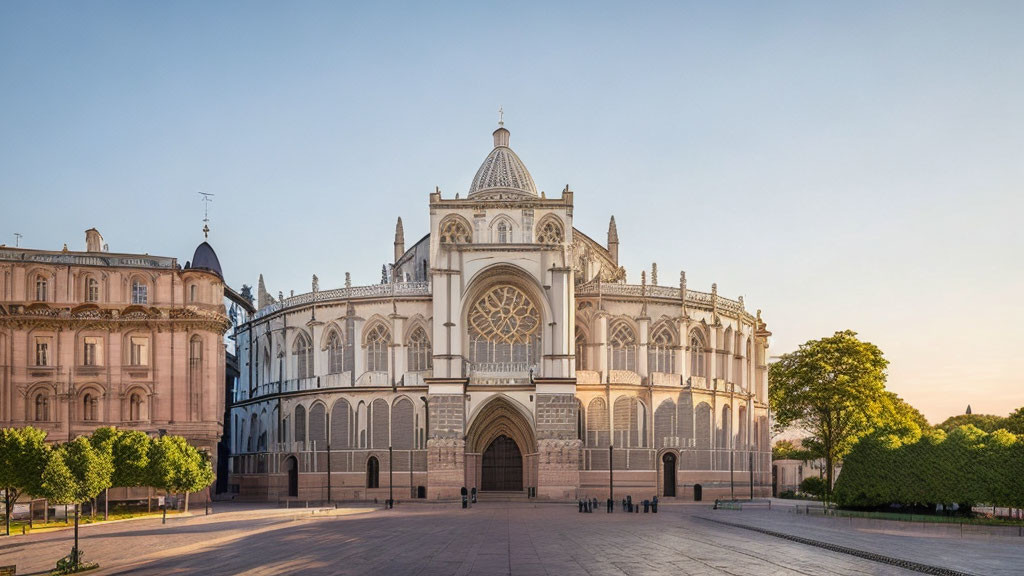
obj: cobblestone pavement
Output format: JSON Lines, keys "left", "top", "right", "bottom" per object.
{"left": 2, "top": 502, "right": 1020, "bottom": 575}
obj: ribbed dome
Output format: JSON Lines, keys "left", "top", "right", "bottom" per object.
{"left": 468, "top": 126, "right": 538, "bottom": 198}
{"left": 190, "top": 241, "right": 223, "bottom": 279}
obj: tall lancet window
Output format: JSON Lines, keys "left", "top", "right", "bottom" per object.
{"left": 327, "top": 331, "right": 344, "bottom": 374}
{"left": 648, "top": 323, "right": 675, "bottom": 374}
{"left": 407, "top": 327, "right": 432, "bottom": 372}
{"left": 690, "top": 333, "right": 706, "bottom": 378}
{"left": 365, "top": 323, "right": 391, "bottom": 372}
{"left": 608, "top": 321, "right": 637, "bottom": 372}
{"left": 468, "top": 285, "right": 540, "bottom": 371}
{"left": 293, "top": 333, "right": 312, "bottom": 379}
{"left": 497, "top": 221, "right": 508, "bottom": 243}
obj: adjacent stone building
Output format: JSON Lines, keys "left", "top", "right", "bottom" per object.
{"left": 230, "top": 123, "right": 772, "bottom": 502}
{"left": 0, "top": 229, "right": 232, "bottom": 493}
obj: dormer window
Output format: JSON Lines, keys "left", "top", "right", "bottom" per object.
{"left": 131, "top": 280, "right": 148, "bottom": 304}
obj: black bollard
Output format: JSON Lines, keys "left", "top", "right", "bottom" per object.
{"left": 607, "top": 498, "right": 613, "bottom": 513}
{"left": 461, "top": 487, "right": 468, "bottom": 509}
{"left": 579, "top": 500, "right": 584, "bottom": 513}
{"left": 643, "top": 499, "right": 650, "bottom": 513}
{"left": 652, "top": 496, "right": 658, "bottom": 513}
{"left": 471, "top": 488, "right": 477, "bottom": 504}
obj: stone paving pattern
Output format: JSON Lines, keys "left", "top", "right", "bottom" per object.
{"left": 2, "top": 502, "right": 1021, "bottom": 575}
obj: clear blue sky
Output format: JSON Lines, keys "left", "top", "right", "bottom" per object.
{"left": 2, "top": 1, "right": 1021, "bottom": 423}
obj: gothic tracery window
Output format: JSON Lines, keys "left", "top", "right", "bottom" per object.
{"left": 407, "top": 326, "right": 432, "bottom": 372}
{"left": 327, "top": 331, "right": 344, "bottom": 374}
{"left": 468, "top": 285, "right": 540, "bottom": 370}
{"left": 648, "top": 323, "right": 676, "bottom": 374}
{"left": 575, "top": 328, "right": 587, "bottom": 371}
{"left": 496, "top": 221, "right": 509, "bottom": 243}
{"left": 293, "top": 333, "right": 312, "bottom": 379}
{"left": 438, "top": 217, "right": 472, "bottom": 244}
{"left": 535, "top": 216, "right": 564, "bottom": 244}
{"left": 365, "top": 323, "right": 391, "bottom": 372}
{"left": 608, "top": 321, "right": 637, "bottom": 371}
{"left": 690, "top": 332, "right": 706, "bottom": 378}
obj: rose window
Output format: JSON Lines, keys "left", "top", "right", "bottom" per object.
{"left": 468, "top": 285, "right": 540, "bottom": 370}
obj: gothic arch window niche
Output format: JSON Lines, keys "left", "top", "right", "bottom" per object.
{"left": 438, "top": 215, "right": 472, "bottom": 245}
{"left": 407, "top": 326, "right": 432, "bottom": 372}
{"left": 689, "top": 330, "right": 707, "bottom": 379}
{"left": 326, "top": 330, "right": 344, "bottom": 374}
{"left": 293, "top": 332, "right": 312, "bottom": 379}
{"left": 535, "top": 215, "right": 564, "bottom": 244}
{"left": 467, "top": 283, "right": 541, "bottom": 373}
{"left": 648, "top": 322, "right": 676, "bottom": 374}
{"left": 364, "top": 322, "right": 391, "bottom": 372}
{"left": 608, "top": 320, "right": 637, "bottom": 372}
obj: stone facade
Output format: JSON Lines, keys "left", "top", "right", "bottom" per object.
{"left": 0, "top": 229, "right": 232, "bottom": 500}
{"left": 229, "top": 124, "right": 772, "bottom": 503}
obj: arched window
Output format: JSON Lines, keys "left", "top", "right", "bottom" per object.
{"left": 467, "top": 284, "right": 541, "bottom": 370}
{"left": 83, "top": 393, "right": 98, "bottom": 421}
{"left": 293, "top": 333, "right": 312, "bottom": 379}
{"left": 35, "top": 393, "right": 49, "bottom": 421}
{"left": 263, "top": 348, "right": 271, "bottom": 383}
{"left": 575, "top": 328, "right": 587, "bottom": 371}
{"left": 690, "top": 332, "right": 706, "bottom": 378}
{"left": 535, "top": 216, "right": 564, "bottom": 244}
{"left": 327, "top": 331, "right": 344, "bottom": 374}
{"left": 35, "top": 276, "right": 47, "bottom": 301}
{"left": 189, "top": 284, "right": 198, "bottom": 303}
{"left": 496, "top": 221, "right": 509, "bottom": 243}
{"left": 608, "top": 321, "right": 636, "bottom": 371}
{"left": 407, "top": 326, "right": 432, "bottom": 372}
{"left": 86, "top": 277, "right": 99, "bottom": 302}
{"left": 131, "top": 279, "right": 148, "bottom": 304}
{"left": 438, "top": 216, "right": 472, "bottom": 244}
{"left": 129, "top": 393, "right": 143, "bottom": 421}
{"left": 648, "top": 323, "right": 675, "bottom": 374}
{"left": 365, "top": 323, "right": 391, "bottom": 372}
{"left": 366, "top": 456, "right": 380, "bottom": 488}
{"left": 613, "top": 396, "right": 647, "bottom": 448}
{"left": 294, "top": 405, "right": 307, "bottom": 444}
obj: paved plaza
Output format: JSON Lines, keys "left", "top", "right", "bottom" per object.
{"left": 1, "top": 502, "right": 1021, "bottom": 575}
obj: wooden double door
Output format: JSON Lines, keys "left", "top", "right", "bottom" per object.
{"left": 481, "top": 435, "right": 523, "bottom": 491}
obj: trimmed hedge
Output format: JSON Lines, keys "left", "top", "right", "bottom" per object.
{"left": 833, "top": 425, "right": 1024, "bottom": 509}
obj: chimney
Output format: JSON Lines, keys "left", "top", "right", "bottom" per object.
{"left": 394, "top": 217, "right": 405, "bottom": 263}
{"left": 85, "top": 228, "right": 104, "bottom": 252}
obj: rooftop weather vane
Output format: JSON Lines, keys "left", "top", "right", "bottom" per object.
{"left": 199, "top": 192, "right": 214, "bottom": 238}
{"left": 498, "top": 106, "right": 504, "bottom": 126}
{"left": 14, "top": 233, "right": 22, "bottom": 247}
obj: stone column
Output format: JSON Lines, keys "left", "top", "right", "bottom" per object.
{"left": 548, "top": 265, "right": 573, "bottom": 379}
{"left": 676, "top": 319, "right": 688, "bottom": 384}
{"left": 535, "top": 384, "right": 581, "bottom": 500}
{"left": 391, "top": 315, "right": 406, "bottom": 385}
{"left": 596, "top": 313, "right": 608, "bottom": 382}
{"left": 426, "top": 385, "right": 466, "bottom": 500}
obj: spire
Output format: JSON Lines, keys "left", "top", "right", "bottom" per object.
{"left": 257, "top": 274, "right": 272, "bottom": 309}
{"left": 966, "top": 404, "right": 972, "bottom": 415}
{"left": 607, "top": 216, "right": 619, "bottom": 265}
{"left": 394, "top": 217, "right": 405, "bottom": 262}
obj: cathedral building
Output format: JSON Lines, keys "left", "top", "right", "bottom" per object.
{"left": 229, "top": 123, "right": 772, "bottom": 502}
{"left": 0, "top": 228, "right": 234, "bottom": 498}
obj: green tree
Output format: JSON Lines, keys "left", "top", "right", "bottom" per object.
{"left": 769, "top": 330, "right": 890, "bottom": 500}
{"left": 111, "top": 430, "right": 153, "bottom": 488}
{"left": 147, "top": 436, "right": 215, "bottom": 513}
{"left": 936, "top": 413, "right": 1006, "bottom": 433}
{"left": 1003, "top": 407, "right": 1024, "bottom": 435}
{"left": 772, "top": 439, "right": 815, "bottom": 461}
{"left": 40, "top": 437, "right": 113, "bottom": 571}
{"left": 0, "top": 427, "right": 50, "bottom": 535}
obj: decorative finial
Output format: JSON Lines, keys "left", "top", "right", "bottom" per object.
{"left": 498, "top": 106, "right": 504, "bottom": 126}
{"left": 345, "top": 272, "right": 351, "bottom": 288}
{"left": 312, "top": 274, "right": 319, "bottom": 293}
{"left": 199, "top": 192, "right": 215, "bottom": 239}
{"left": 651, "top": 263, "right": 658, "bottom": 286}
{"left": 641, "top": 270, "right": 646, "bottom": 286}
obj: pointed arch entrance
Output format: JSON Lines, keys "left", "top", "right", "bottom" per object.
{"left": 466, "top": 395, "right": 536, "bottom": 493}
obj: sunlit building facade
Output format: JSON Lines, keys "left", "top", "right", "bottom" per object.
{"left": 229, "top": 124, "right": 772, "bottom": 502}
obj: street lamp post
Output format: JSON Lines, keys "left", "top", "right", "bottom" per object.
{"left": 608, "top": 444, "right": 614, "bottom": 506}
{"left": 388, "top": 446, "right": 394, "bottom": 509}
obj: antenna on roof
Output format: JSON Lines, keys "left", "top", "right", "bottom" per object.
{"left": 199, "top": 192, "right": 214, "bottom": 239}
{"left": 14, "top": 233, "right": 22, "bottom": 247}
